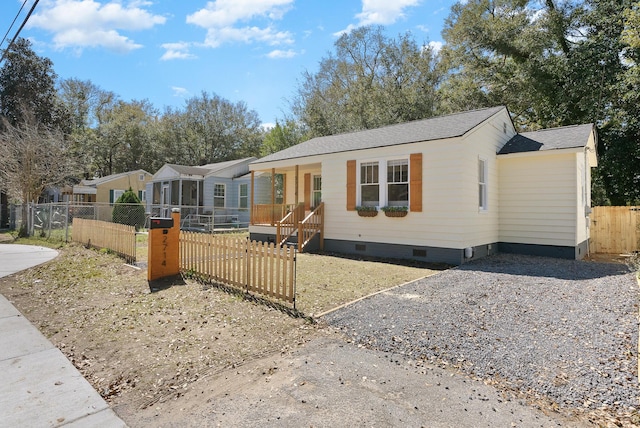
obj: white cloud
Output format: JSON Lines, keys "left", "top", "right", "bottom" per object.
{"left": 171, "top": 86, "right": 190, "bottom": 98}
{"left": 27, "top": 0, "right": 166, "bottom": 53}
{"left": 184, "top": 0, "right": 294, "bottom": 48}
{"left": 266, "top": 49, "right": 297, "bottom": 59}
{"left": 357, "top": 0, "right": 421, "bottom": 26}
{"left": 428, "top": 41, "right": 443, "bottom": 54}
{"left": 160, "top": 42, "right": 197, "bottom": 61}
{"left": 335, "top": 0, "right": 421, "bottom": 35}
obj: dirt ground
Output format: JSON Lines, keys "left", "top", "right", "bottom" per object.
{"left": 0, "top": 242, "right": 442, "bottom": 422}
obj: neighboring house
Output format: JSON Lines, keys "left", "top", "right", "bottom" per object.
{"left": 66, "top": 170, "right": 153, "bottom": 204}
{"left": 248, "top": 106, "right": 598, "bottom": 264}
{"left": 147, "top": 157, "right": 270, "bottom": 230}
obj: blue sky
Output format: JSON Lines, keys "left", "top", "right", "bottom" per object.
{"left": 1, "top": 0, "right": 457, "bottom": 126}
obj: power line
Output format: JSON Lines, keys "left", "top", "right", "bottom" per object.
{"left": 0, "top": 0, "right": 28, "bottom": 49}
{"left": 0, "top": 0, "right": 40, "bottom": 65}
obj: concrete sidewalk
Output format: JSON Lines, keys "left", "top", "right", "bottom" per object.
{"left": 0, "top": 244, "right": 126, "bottom": 427}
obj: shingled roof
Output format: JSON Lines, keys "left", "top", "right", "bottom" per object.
{"left": 499, "top": 123, "right": 594, "bottom": 155}
{"left": 253, "top": 106, "right": 507, "bottom": 164}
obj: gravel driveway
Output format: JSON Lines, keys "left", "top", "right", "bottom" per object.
{"left": 323, "top": 254, "right": 639, "bottom": 418}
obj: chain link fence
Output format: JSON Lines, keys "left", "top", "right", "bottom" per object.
{"left": 5, "top": 202, "right": 149, "bottom": 242}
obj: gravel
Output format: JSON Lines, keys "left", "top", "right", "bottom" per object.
{"left": 323, "top": 253, "right": 639, "bottom": 415}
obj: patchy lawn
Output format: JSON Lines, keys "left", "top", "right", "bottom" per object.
{"left": 0, "top": 239, "right": 441, "bottom": 413}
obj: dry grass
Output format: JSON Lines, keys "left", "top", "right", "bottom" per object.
{"left": 0, "top": 237, "right": 441, "bottom": 411}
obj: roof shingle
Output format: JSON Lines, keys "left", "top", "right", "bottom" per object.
{"left": 499, "top": 124, "right": 594, "bottom": 155}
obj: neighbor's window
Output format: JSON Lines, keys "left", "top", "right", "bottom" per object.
{"left": 239, "top": 183, "right": 248, "bottom": 209}
{"left": 214, "top": 183, "right": 225, "bottom": 208}
{"left": 360, "top": 162, "right": 379, "bottom": 207}
{"left": 112, "top": 189, "right": 124, "bottom": 203}
{"left": 387, "top": 159, "right": 408, "bottom": 206}
{"left": 478, "top": 158, "right": 487, "bottom": 211}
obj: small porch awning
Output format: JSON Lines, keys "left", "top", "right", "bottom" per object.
{"left": 72, "top": 185, "right": 97, "bottom": 195}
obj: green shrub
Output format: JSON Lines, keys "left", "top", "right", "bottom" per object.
{"left": 112, "top": 188, "right": 146, "bottom": 230}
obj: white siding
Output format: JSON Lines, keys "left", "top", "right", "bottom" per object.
{"left": 498, "top": 153, "right": 578, "bottom": 246}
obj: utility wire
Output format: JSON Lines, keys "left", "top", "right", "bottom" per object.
{"left": 0, "top": 0, "right": 28, "bottom": 49}
{"left": 0, "top": 0, "right": 40, "bottom": 65}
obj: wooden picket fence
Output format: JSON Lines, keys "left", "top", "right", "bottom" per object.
{"left": 179, "top": 231, "right": 297, "bottom": 306}
{"left": 72, "top": 218, "right": 136, "bottom": 263}
{"left": 590, "top": 206, "right": 640, "bottom": 254}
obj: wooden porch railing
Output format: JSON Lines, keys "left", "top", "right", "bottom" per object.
{"left": 298, "top": 203, "right": 324, "bottom": 252}
{"left": 252, "top": 204, "right": 297, "bottom": 226}
{"left": 276, "top": 203, "right": 305, "bottom": 246}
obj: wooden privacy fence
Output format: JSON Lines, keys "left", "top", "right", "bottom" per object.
{"left": 72, "top": 218, "right": 136, "bottom": 263}
{"left": 180, "top": 231, "right": 297, "bottom": 306}
{"left": 590, "top": 206, "right": 640, "bottom": 254}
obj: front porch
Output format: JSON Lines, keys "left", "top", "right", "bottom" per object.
{"left": 249, "top": 164, "right": 324, "bottom": 252}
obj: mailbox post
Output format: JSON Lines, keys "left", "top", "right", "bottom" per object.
{"left": 148, "top": 208, "right": 180, "bottom": 281}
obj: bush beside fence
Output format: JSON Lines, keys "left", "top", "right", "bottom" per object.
{"left": 72, "top": 218, "right": 137, "bottom": 263}
{"left": 180, "top": 231, "right": 296, "bottom": 306}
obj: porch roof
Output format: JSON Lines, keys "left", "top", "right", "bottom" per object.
{"left": 252, "top": 106, "right": 506, "bottom": 165}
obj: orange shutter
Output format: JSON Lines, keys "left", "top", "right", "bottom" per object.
{"left": 410, "top": 153, "right": 422, "bottom": 212}
{"left": 346, "top": 160, "right": 356, "bottom": 211}
{"left": 304, "top": 173, "right": 311, "bottom": 211}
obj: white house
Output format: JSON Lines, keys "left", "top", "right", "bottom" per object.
{"left": 248, "top": 106, "right": 597, "bottom": 264}
{"left": 147, "top": 157, "right": 271, "bottom": 230}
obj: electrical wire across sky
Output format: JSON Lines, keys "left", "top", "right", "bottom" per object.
{"left": 0, "top": 0, "right": 40, "bottom": 64}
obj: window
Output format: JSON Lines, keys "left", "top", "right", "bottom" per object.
{"left": 360, "top": 162, "right": 379, "bottom": 207}
{"left": 312, "top": 175, "right": 322, "bottom": 208}
{"left": 139, "top": 173, "right": 145, "bottom": 181}
{"left": 478, "top": 158, "right": 487, "bottom": 211}
{"left": 112, "top": 189, "right": 124, "bottom": 203}
{"left": 214, "top": 184, "right": 225, "bottom": 208}
{"left": 239, "top": 183, "right": 248, "bottom": 209}
{"left": 387, "top": 159, "right": 408, "bottom": 206}
{"left": 139, "top": 190, "right": 146, "bottom": 202}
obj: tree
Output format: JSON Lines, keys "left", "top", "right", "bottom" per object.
{"left": 261, "top": 119, "right": 306, "bottom": 156}
{"left": 153, "top": 92, "right": 264, "bottom": 167}
{"left": 58, "top": 78, "right": 119, "bottom": 179}
{"left": 0, "top": 109, "right": 79, "bottom": 235}
{"left": 439, "top": 0, "right": 640, "bottom": 203}
{"left": 293, "top": 26, "right": 441, "bottom": 137}
{"left": 112, "top": 187, "right": 145, "bottom": 229}
{"left": 0, "top": 38, "right": 69, "bottom": 131}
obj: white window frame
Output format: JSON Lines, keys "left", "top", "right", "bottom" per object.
{"left": 359, "top": 161, "right": 380, "bottom": 207}
{"left": 139, "top": 190, "right": 146, "bottom": 202}
{"left": 357, "top": 157, "right": 410, "bottom": 208}
{"left": 113, "top": 189, "right": 125, "bottom": 203}
{"left": 213, "top": 183, "right": 226, "bottom": 208}
{"left": 139, "top": 173, "right": 145, "bottom": 181}
{"left": 238, "top": 183, "right": 249, "bottom": 210}
{"left": 312, "top": 175, "right": 322, "bottom": 209}
{"left": 478, "top": 157, "right": 488, "bottom": 211}
{"left": 386, "top": 159, "right": 409, "bottom": 207}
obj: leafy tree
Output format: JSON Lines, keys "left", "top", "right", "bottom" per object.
{"left": 261, "top": 119, "right": 306, "bottom": 156}
{"left": 152, "top": 92, "right": 263, "bottom": 167}
{"left": 94, "top": 99, "right": 158, "bottom": 176}
{"left": 0, "top": 38, "right": 69, "bottom": 131}
{"left": 112, "top": 187, "right": 145, "bottom": 229}
{"left": 439, "top": 0, "right": 640, "bottom": 204}
{"left": 293, "top": 26, "right": 441, "bottom": 137}
{"left": 58, "top": 78, "right": 119, "bottom": 179}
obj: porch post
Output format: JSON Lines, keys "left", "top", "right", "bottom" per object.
{"left": 271, "top": 168, "right": 276, "bottom": 226}
{"left": 295, "top": 165, "right": 299, "bottom": 205}
{"left": 250, "top": 170, "right": 255, "bottom": 225}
